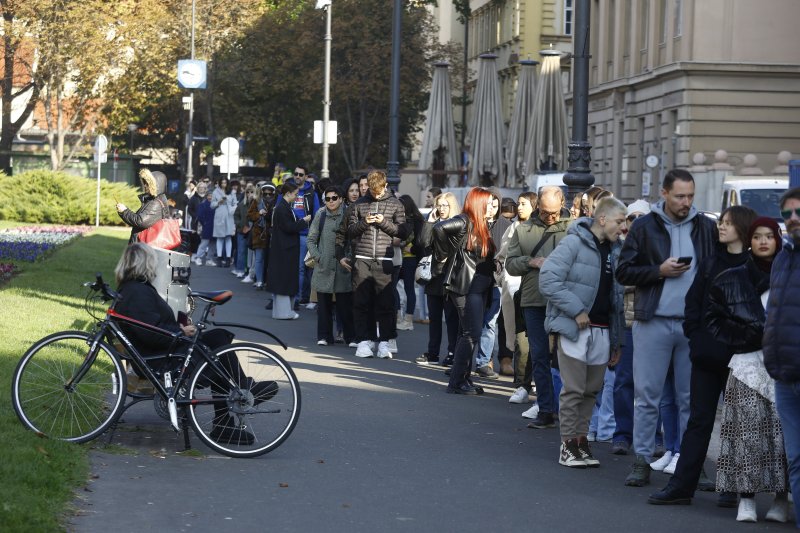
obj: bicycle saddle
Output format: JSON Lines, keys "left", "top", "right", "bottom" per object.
{"left": 190, "top": 290, "right": 233, "bottom": 305}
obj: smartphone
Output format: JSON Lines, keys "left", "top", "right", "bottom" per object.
{"left": 676, "top": 256, "right": 692, "bottom": 265}
{"left": 369, "top": 204, "right": 379, "bottom": 216}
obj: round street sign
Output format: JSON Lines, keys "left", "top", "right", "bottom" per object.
{"left": 95, "top": 135, "right": 108, "bottom": 154}
{"left": 220, "top": 137, "right": 239, "bottom": 155}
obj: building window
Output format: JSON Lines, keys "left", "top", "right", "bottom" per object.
{"left": 564, "top": 0, "right": 573, "bottom": 35}
{"left": 658, "top": 0, "right": 667, "bottom": 44}
{"left": 674, "top": 0, "right": 682, "bottom": 37}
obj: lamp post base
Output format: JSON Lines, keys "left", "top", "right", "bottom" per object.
{"left": 563, "top": 141, "right": 594, "bottom": 201}
{"left": 387, "top": 160, "right": 400, "bottom": 190}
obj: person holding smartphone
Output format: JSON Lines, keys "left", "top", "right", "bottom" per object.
{"left": 616, "top": 169, "right": 718, "bottom": 488}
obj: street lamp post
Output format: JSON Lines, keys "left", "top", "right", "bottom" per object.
{"left": 563, "top": 0, "right": 594, "bottom": 201}
{"left": 127, "top": 123, "right": 137, "bottom": 155}
{"left": 186, "top": 0, "right": 196, "bottom": 180}
{"left": 319, "top": 0, "right": 332, "bottom": 179}
{"left": 386, "top": 0, "right": 402, "bottom": 189}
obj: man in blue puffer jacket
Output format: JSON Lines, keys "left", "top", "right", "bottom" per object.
{"left": 764, "top": 187, "right": 800, "bottom": 528}
{"left": 539, "top": 197, "right": 627, "bottom": 469}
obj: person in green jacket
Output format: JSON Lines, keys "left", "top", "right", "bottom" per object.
{"left": 505, "top": 186, "right": 573, "bottom": 429}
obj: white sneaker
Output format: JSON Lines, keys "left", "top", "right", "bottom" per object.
{"left": 662, "top": 452, "right": 680, "bottom": 474}
{"left": 305, "top": 302, "right": 317, "bottom": 310}
{"left": 193, "top": 258, "right": 203, "bottom": 266}
{"left": 253, "top": 282, "right": 264, "bottom": 289}
{"left": 766, "top": 495, "right": 789, "bottom": 522}
{"left": 355, "top": 341, "right": 374, "bottom": 358}
{"left": 736, "top": 497, "right": 757, "bottom": 522}
{"left": 376, "top": 341, "right": 392, "bottom": 359}
{"left": 206, "top": 259, "right": 217, "bottom": 267}
{"left": 649, "top": 450, "right": 673, "bottom": 471}
{"left": 396, "top": 314, "right": 413, "bottom": 331}
{"left": 387, "top": 338, "right": 398, "bottom": 354}
{"left": 521, "top": 404, "right": 539, "bottom": 419}
{"left": 241, "top": 275, "right": 253, "bottom": 283}
{"left": 348, "top": 342, "right": 358, "bottom": 348}
{"left": 508, "top": 387, "right": 530, "bottom": 404}
{"left": 317, "top": 340, "right": 328, "bottom": 346}
{"left": 235, "top": 271, "right": 245, "bottom": 278}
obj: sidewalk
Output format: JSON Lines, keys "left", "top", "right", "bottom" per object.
{"left": 69, "top": 263, "right": 762, "bottom": 532}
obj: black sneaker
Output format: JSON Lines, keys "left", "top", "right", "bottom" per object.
{"left": 527, "top": 412, "right": 556, "bottom": 429}
{"left": 559, "top": 439, "right": 587, "bottom": 468}
{"left": 577, "top": 436, "right": 600, "bottom": 467}
{"left": 717, "top": 491, "right": 738, "bottom": 508}
{"left": 648, "top": 485, "right": 692, "bottom": 505}
{"left": 625, "top": 455, "right": 652, "bottom": 487}
{"left": 415, "top": 353, "right": 439, "bottom": 365}
{"left": 475, "top": 365, "right": 499, "bottom": 379}
{"left": 210, "top": 417, "right": 255, "bottom": 445}
{"left": 441, "top": 353, "right": 454, "bottom": 367}
{"left": 611, "top": 440, "right": 631, "bottom": 455}
{"left": 446, "top": 383, "right": 479, "bottom": 395}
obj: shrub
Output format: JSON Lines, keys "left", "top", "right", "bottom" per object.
{"left": 0, "top": 170, "right": 141, "bottom": 225}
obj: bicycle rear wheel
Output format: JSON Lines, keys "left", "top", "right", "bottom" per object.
{"left": 186, "top": 342, "right": 301, "bottom": 457}
{"left": 12, "top": 331, "right": 127, "bottom": 443}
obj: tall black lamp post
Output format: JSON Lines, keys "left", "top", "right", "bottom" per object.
{"left": 563, "top": 0, "right": 594, "bottom": 201}
{"left": 386, "top": 0, "right": 402, "bottom": 189}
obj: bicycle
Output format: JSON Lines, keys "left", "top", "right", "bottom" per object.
{"left": 11, "top": 274, "right": 301, "bottom": 458}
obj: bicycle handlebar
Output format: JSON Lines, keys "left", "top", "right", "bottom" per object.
{"left": 84, "top": 273, "right": 120, "bottom": 302}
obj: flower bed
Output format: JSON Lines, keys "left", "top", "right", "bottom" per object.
{"left": 0, "top": 262, "right": 17, "bottom": 281}
{"left": 0, "top": 226, "right": 91, "bottom": 262}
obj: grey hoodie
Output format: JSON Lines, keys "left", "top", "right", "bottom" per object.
{"left": 651, "top": 200, "right": 697, "bottom": 318}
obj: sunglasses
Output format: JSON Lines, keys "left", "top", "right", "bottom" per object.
{"left": 780, "top": 207, "right": 800, "bottom": 220}
{"left": 626, "top": 214, "right": 642, "bottom": 222}
{"left": 294, "top": 172, "right": 305, "bottom": 177}
{"left": 324, "top": 195, "right": 339, "bottom": 202}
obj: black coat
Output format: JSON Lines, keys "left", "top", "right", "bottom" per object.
{"left": 706, "top": 257, "right": 770, "bottom": 354}
{"left": 265, "top": 198, "right": 308, "bottom": 296}
{"left": 764, "top": 241, "right": 800, "bottom": 382}
{"left": 616, "top": 209, "right": 718, "bottom": 321}
{"left": 682, "top": 248, "right": 749, "bottom": 372}
{"left": 119, "top": 171, "right": 170, "bottom": 243}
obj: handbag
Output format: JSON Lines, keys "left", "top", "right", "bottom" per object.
{"left": 137, "top": 199, "right": 181, "bottom": 250}
{"left": 415, "top": 255, "right": 433, "bottom": 284}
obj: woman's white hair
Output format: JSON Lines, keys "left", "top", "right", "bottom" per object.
{"left": 115, "top": 243, "right": 158, "bottom": 285}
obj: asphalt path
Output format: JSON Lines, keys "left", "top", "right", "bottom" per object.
{"left": 70, "top": 264, "right": 790, "bottom": 532}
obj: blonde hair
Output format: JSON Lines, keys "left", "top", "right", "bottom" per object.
{"left": 115, "top": 243, "right": 158, "bottom": 285}
{"left": 434, "top": 192, "right": 461, "bottom": 217}
{"left": 593, "top": 197, "right": 627, "bottom": 219}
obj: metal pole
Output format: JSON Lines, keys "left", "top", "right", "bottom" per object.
{"left": 461, "top": 21, "right": 468, "bottom": 186}
{"left": 386, "top": 0, "right": 402, "bottom": 189}
{"left": 95, "top": 158, "right": 102, "bottom": 227}
{"left": 321, "top": 3, "right": 332, "bottom": 179}
{"left": 186, "top": 0, "right": 196, "bottom": 180}
{"left": 563, "top": 0, "right": 594, "bottom": 201}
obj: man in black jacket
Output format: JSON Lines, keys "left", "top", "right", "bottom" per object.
{"left": 345, "top": 171, "right": 406, "bottom": 359}
{"left": 764, "top": 187, "right": 800, "bottom": 528}
{"left": 616, "top": 169, "right": 717, "bottom": 487}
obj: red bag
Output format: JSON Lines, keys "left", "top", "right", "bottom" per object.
{"left": 138, "top": 218, "right": 181, "bottom": 249}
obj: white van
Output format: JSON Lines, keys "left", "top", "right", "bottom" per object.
{"left": 525, "top": 172, "right": 567, "bottom": 195}
{"left": 721, "top": 176, "right": 787, "bottom": 222}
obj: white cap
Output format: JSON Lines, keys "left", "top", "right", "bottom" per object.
{"left": 626, "top": 199, "right": 651, "bottom": 216}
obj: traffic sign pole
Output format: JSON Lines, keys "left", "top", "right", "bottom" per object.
{"left": 95, "top": 135, "right": 108, "bottom": 227}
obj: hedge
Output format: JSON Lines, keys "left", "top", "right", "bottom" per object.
{"left": 0, "top": 170, "right": 142, "bottom": 225}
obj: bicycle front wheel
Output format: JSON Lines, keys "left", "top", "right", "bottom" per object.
{"left": 187, "top": 342, "right": 301, "bottom": 458}
{"left": 11, "top": 331, "right": 127, "bottom": 443}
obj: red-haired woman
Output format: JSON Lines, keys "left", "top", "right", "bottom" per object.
{"left": 433, "top": 188, "right": 498, "bottom": 395}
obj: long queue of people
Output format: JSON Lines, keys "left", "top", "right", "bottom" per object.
{"left": 175, "top": 166, "right": 800, "bottom": 526}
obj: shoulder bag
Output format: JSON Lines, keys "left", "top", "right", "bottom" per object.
{"left": 137, "top": 198, "right": 181, "bottom": 250}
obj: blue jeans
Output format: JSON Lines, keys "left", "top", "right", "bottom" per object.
{"left": 613, "top": 327, "right": 634, "bottom": 444}
{"left": 253, "top": 248, "right": 265, "bottom": 284}
{"left": 775, "top": 380, "right": 800, "bottom": 528}
{"left": 235, "top": 233, "right": 248, "bottom": 272}
{"left": 590, "top": 368, "right": 616, "bottom": 441}
{"left": 522, "top": 306, "right": 555, "bottom": 414}
{"left": 476, "top": 287, "right": 501, "bottom": 368}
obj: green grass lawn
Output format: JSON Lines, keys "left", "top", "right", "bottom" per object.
{"left": 0, "top": 226, "right": 129, "bottom": 531}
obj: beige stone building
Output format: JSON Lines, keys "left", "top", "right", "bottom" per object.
{"left": 578, "top": 0, "right": 800, "bottom": 201}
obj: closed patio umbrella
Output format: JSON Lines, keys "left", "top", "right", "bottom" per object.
{"left": 468, "top": 54, "right": 506, "bottom": 186}
{"left": 418, "top": 62, "right": 459, "bottom": 188}
{"left": 524, "top": 49, "right": 569, "bottom": 173}
{"left": 505, "top": 59, "right": 538, "bottom": 187}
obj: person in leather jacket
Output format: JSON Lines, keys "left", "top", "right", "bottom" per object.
{"left": 433, "top": 187, "right": 497, "bottom": 395}
{"left": 705, "top": 217, "right": 787, "bottom": 522}
{"left": 616, "top": 169, "right": 718, "bottom": 488}
{"left": 116, "top": 169, "right": 170, "bottom": 244}
{"left": 648, "top": 205, "right": 756, "bottom": 505}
